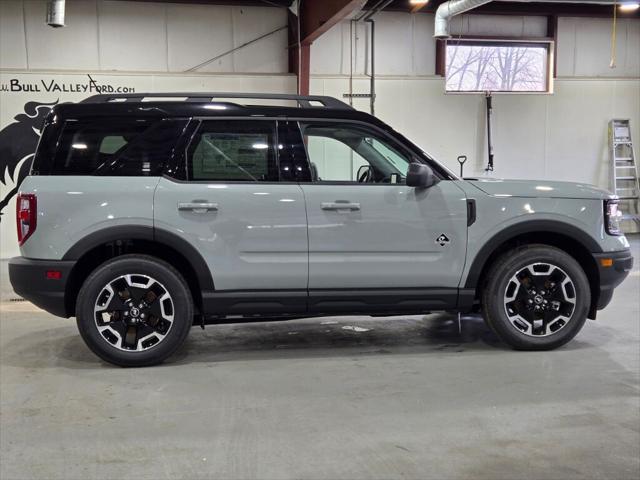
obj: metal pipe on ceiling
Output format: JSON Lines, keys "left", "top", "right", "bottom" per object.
{"left": 434, "top": 0, "right": 493, "bottom": 38}
{"left": 46, "top": 0, "right": 65, "bottom": 28}
{"left": 433, "top": 0, "right": 627, "bottom": 38}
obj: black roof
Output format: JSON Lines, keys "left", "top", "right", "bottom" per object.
{"left": 52, "top": 92, "right": 390, "bottom": 130}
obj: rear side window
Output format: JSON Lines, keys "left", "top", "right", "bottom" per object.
{"left": 51, "top": 119, "right": 185, "bottom": 176}
{"left": 95, "top": 120, "right": 188, "bottom": 176}
{"left": 187, "top": 120, "right": 278, "bottom": 182}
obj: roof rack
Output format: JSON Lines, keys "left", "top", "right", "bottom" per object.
{"left": 80, "top": 92, "right": 353, "bottom": 110}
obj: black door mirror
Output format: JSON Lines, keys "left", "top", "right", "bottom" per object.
{"left": 406, "top": 162, "right": 438, "bottom": 188}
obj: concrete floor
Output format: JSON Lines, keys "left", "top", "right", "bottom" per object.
{"left": 0, "top": 238, "right": 638, "bottom": 480}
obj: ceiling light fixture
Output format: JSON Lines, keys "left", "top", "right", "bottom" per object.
{"left": 409, "top": 0, "right": 429, "bottom": 4}
{"left": 619, "top": 2, "right": 640, "bottom": 11}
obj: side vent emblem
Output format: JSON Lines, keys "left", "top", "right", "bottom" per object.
{"left": 435, "top": 234, "right": 450, "bottom": 247}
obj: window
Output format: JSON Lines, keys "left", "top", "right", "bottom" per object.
{"left": 98, "top": 120, "right": 187, "bottom": 176}
{"left": 100, "top": 136, "right": 128, "bottom": 154}
{"left": 51, "top": 119, "right": 185, "bottom": 176}
{"left": 53, "top": 119, "right": 151, "bottom": 175}
{"left": 188, "top": 121, "right": 278, "bottom": 182}
{"left": 446, "top": 41, "right": 550, "bottom": 92}
{"left": 300, "top": 122, "right": 412, "bottom": 184}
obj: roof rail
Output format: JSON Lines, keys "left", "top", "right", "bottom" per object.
{"left": 80, "top": 92, "right": 353, "bottom": 110}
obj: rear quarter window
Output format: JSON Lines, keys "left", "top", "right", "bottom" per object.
{"left": 50, "top": 119, "right": 186, "bottom": 176}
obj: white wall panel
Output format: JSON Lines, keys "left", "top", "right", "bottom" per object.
{"left": 98, "top": 1, "right": 168, "bottom": 72}
{"left": 310, "top": 76, "right": 640, "bottom": 193}
{"left": 413, "top": 13, "right": 436, "bottom": 76}
{"left": 1, "top": 3, "right": 638, "bottom": 79}
{"left": 0, "top": 0, "right": 28, "bottom": 69}
{"left": 373, "top": 12, "right": 414, "bottom": 75}
{"left": 557, "top": 17, "right": 640, "bottom": 78}
{"left": 166, "top": 4, "right": 234, "bottom": 73}
{"left": 545, "top": 81, "right": 609, "bottom": 187}
{"left": 556, "top": 17, "right": 577, "bottom": 77}
{"left": 312, "top": 13, "right": 638, "bottom": 79}
{"left": 24, "top": 0, "right": 99, "bottom": 70}
{"left": 230, "top": 6, "right": 288, "bottom": 73}
{"left": 311, "top": 21, "right": 368, "bottom": 76}
{"left": 0, "top": 0, "right": 288, "bottom": 74}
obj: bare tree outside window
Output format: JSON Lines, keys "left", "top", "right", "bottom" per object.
{"left": 446, "top": 42, "right": 549, "bottom": 92}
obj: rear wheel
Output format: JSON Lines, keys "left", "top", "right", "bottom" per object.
{"left": 76, "top": 255, "right": 193, "bottom": 367}
{"left": 481, "top": 245, "right": 590, "bottom": 350}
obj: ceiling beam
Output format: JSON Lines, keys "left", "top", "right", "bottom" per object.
{"left": 300, "top": 0, "right": 368, "bottom": 45}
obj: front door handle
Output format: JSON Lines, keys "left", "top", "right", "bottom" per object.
{"left": 177, "top": 201, "right": 219, "bottom": 213}
{"left": 321, "top": 201, "right": 361, "bottom": 211}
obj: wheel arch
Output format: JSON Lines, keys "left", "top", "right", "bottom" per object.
{"left": 465, "top": 221, "right": 602, "bottom": 318}
{"left": 62, "top": 226, "right": 214, "bottom": 317}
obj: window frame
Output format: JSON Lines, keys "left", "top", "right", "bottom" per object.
{"left": 50, "top": 117, "right": 154, "bottom": 176}
{"left": 48, "top": 117, "right": 188, "bottom": 177}
{"left": 163, "top": 116, "right": 456, "bottom": 183}
{"left": 183, "top": 118, "right": 280, "bottom": 183}
{"left": 291, "top": 119, "right": 438, "bottom": 186}
{"left": 443, "top": 38, "right": 555, "bottom": 95}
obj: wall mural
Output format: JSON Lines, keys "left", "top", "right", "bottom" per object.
{"left": 0, "top": 100, "right": 58, "bottom": 220}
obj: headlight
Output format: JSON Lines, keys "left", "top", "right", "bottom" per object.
{"left": 604, "top": 199, "right": 623, "bottom": 236}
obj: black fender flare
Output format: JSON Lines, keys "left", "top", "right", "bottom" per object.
{"left": 463, "top": 219, "right": 602, "bottom": 289}
{"left": 62, "top": 225, "right": 215, "bottom": 291}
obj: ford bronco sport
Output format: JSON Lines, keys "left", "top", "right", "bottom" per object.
{"left": 8, "top": 93, "right": 633, "bottom": 367}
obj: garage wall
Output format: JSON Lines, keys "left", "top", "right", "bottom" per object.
{"left": 309, "top": 12, "right": 640, "bottom": 190}
{"left": 0, "top": 0, "right": 288, "bottom": 73}
{"left": 311, "top": 13, "right": 640, "bottom": 77}
{"left": 311, "top": 76, "right": 639, "bottom": 184}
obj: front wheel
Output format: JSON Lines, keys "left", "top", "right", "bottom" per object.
{"left": 76, "top": 255, "right": 193, "bottom": 367}
{"left": 481, "top": 245, "right": 591, "bottom": 350}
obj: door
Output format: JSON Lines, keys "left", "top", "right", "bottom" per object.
{"left": 292, "top": 120, "right": 468, "bottom": 312}
{"left": 154, "top": 119, "right": 308, "bottom": 314}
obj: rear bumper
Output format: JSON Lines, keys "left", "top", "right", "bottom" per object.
{"left": 8, "top": 257, "right": 75, "bottom": 318}
{"left": 593, "top": 249, "right": 634, "bottom": 310}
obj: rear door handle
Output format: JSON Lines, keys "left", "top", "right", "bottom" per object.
{"left": 321, "top": 201, "right": 361, "bottom": 211}
{"left": 177, "top": 201, "right": 219, "bottom": 213}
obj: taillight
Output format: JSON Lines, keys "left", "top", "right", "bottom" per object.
{"left": 16, "top": 193, "right": 37, "bottom": 246}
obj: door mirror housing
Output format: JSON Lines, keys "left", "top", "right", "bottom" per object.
{"left": 406, "top": 162, "right": 438, "bottom": 188}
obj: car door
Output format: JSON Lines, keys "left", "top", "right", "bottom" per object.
{"left": 154, "top": 119, "right": 309, "bottom": 315}
{"left": 291, "top": 119, "right": 469, "bottom": 313}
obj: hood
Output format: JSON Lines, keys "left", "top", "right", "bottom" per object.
{"left": 464, "top": 178, "right": 614, "bottom": 200}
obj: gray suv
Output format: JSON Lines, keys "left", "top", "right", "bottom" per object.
{"left": 8, "top": 93, "right": 633, "bottom": 367}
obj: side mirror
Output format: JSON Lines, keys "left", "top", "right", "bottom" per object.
{"left": 406, "top": 162, "right": 438, "bottom": 188}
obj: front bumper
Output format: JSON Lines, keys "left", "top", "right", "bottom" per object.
{"left": 8, "top": 257, "right": 76, "bottom": 318}
{"left": 592, "top": 249, "right": 634, "bottom": 311}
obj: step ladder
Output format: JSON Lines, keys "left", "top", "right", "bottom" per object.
{"left": 609, "top": 119, "right": 640, "bottom": 227}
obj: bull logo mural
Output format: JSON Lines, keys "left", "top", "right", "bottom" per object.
{"left": 0, "top": 100, "right": 58, "bottom": 220}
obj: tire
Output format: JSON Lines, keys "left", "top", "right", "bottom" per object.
{"left": 481, "top": 245, "right": 590, "bottom": 350}
{"left": 76, "top": 255, "right": 193, "bottom": 367}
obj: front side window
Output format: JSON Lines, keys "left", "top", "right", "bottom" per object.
{"left": 300, "top": 122, "right": 412, "bottom": 184}
{"left": 446, "top": 41, "right": 550, "bottom": 93}
{"left": 187, "top": 121, "right": 278, "bottom": 182}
